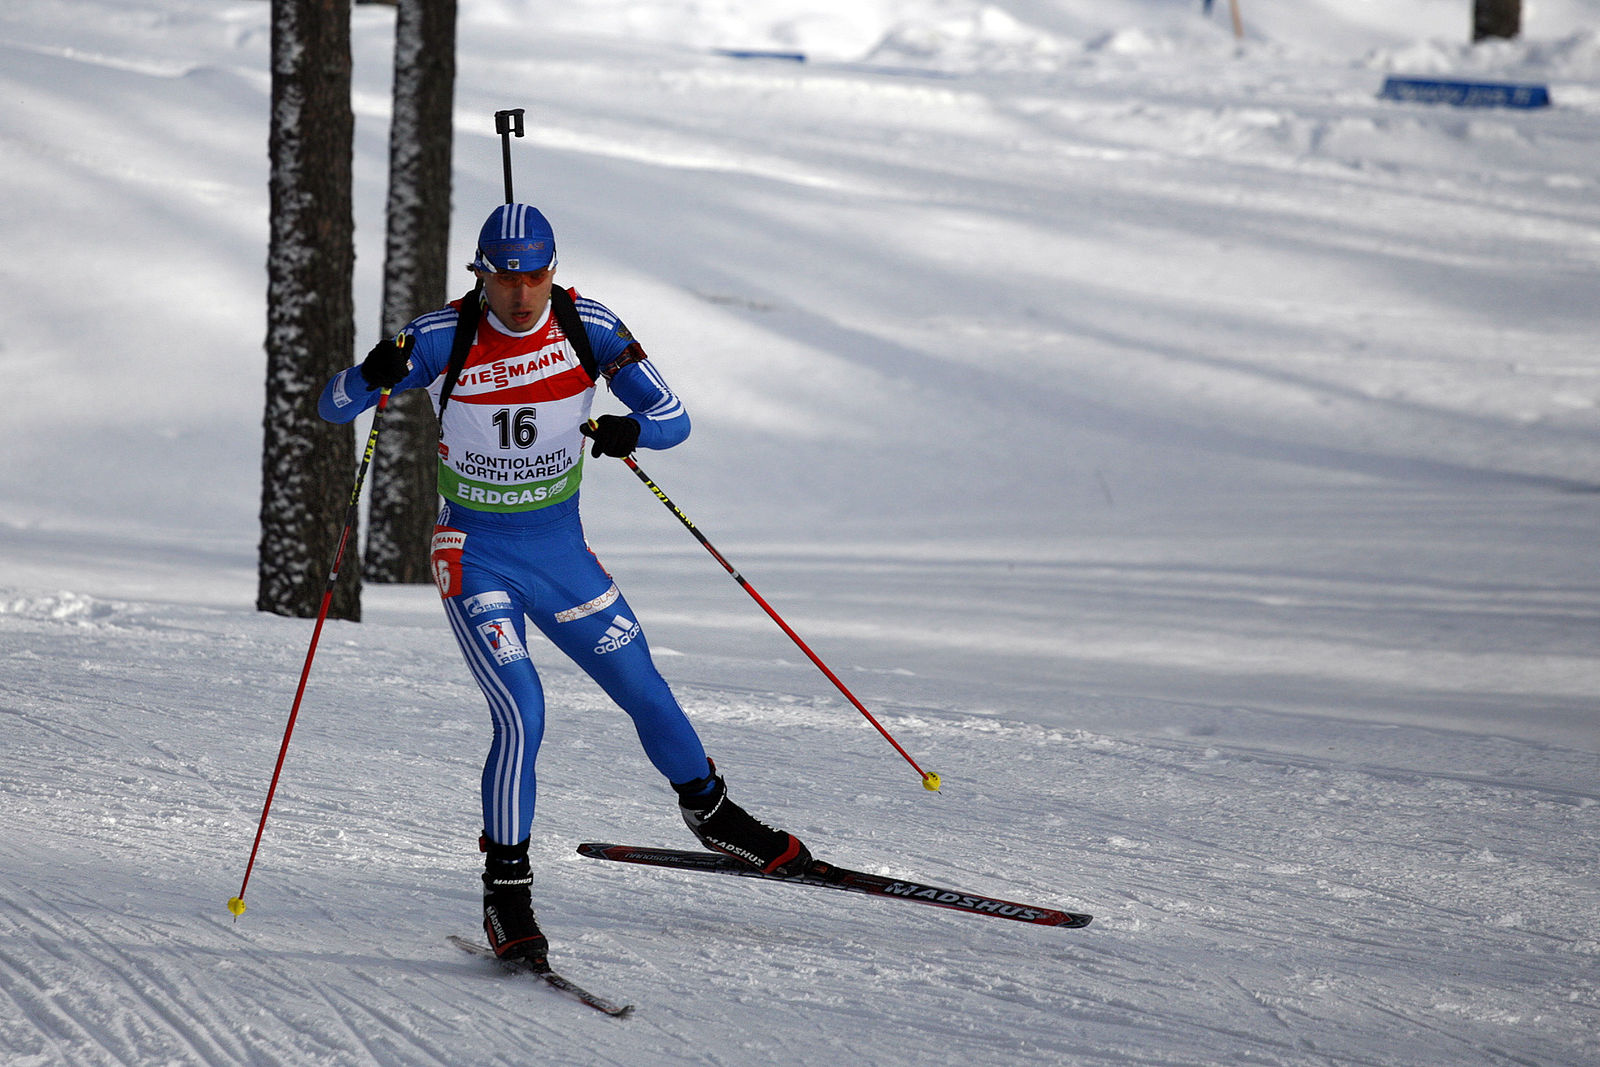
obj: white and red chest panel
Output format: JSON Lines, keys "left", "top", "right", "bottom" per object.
{"left": 429, "top": 307, "right": 596, "bottom": 513}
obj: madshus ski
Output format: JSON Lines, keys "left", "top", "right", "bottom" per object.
{"left": 447, "top": 935, "right": 634, "bottom": 1018}
{"left": 577, "top": 843, "right": 1092, "bottom": 928}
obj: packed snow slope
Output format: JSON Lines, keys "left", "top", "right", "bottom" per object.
{"left": 2, "top": 1, "right": 1598, "bottom": 1064}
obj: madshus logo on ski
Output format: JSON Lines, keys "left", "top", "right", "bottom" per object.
{"left": 881, "top": 881, "right": 1049, "bottom": 921}
{"left": 594, "top": 614, "right": 639, "bottom": 654}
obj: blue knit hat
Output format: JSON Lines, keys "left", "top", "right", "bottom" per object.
{"left": 469, "top": 203, "right": 557, "bottom": 273}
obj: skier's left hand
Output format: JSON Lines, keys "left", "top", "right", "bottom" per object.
{"left": 582, "top": 415, "right": 641, "bottom": 458}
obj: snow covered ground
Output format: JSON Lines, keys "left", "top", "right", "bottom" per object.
{"left": 2, "top": 1, "right": 1599, "bottom": 1063}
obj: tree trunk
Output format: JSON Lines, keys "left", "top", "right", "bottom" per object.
{"left": 258, "top": 0, "right": 361, "bottom": 620}
{"left": 1473, "top": 0, "right": 1521, "bottom": 42}
{"left": 365, "top": 0, "right": 458, "bottom": 584}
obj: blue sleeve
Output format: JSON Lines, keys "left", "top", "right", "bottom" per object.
{"left": 609, "top": 359, "right": 690, "bottom": 450}
{"left": 576, "top": 295, "right": 690, "bottom": 451}
{"left": 318, "top": 306, "right": 459, "bottom": 424}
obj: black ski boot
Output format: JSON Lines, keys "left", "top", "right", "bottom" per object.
{"left": 674, "top": 761, "right": 812, "bottom": 876}
{"left": 480, "top": 835, "right": 548, "bottom": 964}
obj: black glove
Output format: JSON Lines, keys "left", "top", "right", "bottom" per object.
{"left": 582, "top": 414, "right": 641, "bottom": 458}
{"left": 359, "top": 334, "right": 414, "bottom": 390}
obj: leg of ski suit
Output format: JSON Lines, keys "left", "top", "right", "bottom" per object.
{"left": 436, "top": 508, "right": 709, "bottom": 846}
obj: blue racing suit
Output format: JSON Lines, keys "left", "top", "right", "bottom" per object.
{"left": 319, "top": 288, "right": 710, "bottom": 846}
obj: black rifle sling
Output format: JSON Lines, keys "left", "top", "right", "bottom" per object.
{"left": 549, "top": 285, "right": 600, "bottom": 381}
{"left": 435, "top": 284, "right": 483, "bottom": 420}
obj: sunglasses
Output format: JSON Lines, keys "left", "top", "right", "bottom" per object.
{"left": 485, "top": 266, "right": 555, "bottom": 289}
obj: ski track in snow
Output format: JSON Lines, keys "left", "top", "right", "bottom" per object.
{"left": 1, "top": 589, "right": 1596, "bottom": 1065}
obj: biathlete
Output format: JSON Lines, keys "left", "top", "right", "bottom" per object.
{"left": 319, "top": 202, "right": 810, "bottom": 964}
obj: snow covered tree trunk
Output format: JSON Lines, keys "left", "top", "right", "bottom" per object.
{"left": 258, "top": 0, "right": 361, "bottom": 620}
{"left": 1473, "top": 0, "right": 1520, "bottom": 41}
{"left": 364, "top": 0, "right": 458, "bottom": 584}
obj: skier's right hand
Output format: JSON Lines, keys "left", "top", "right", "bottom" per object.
{"left": 359, "top": 334, "right": 414, "bottom": 390}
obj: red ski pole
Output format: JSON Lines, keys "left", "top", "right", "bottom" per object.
{"left": 591, "top": 424, "right": 940, "bottom": 793}
{"left": 229, "top": 389, "right": 393, "bottom": 919}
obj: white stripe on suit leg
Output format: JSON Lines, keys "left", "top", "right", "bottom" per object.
{"left": 445, "top": 598, "right": 526, "bottom": 842}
